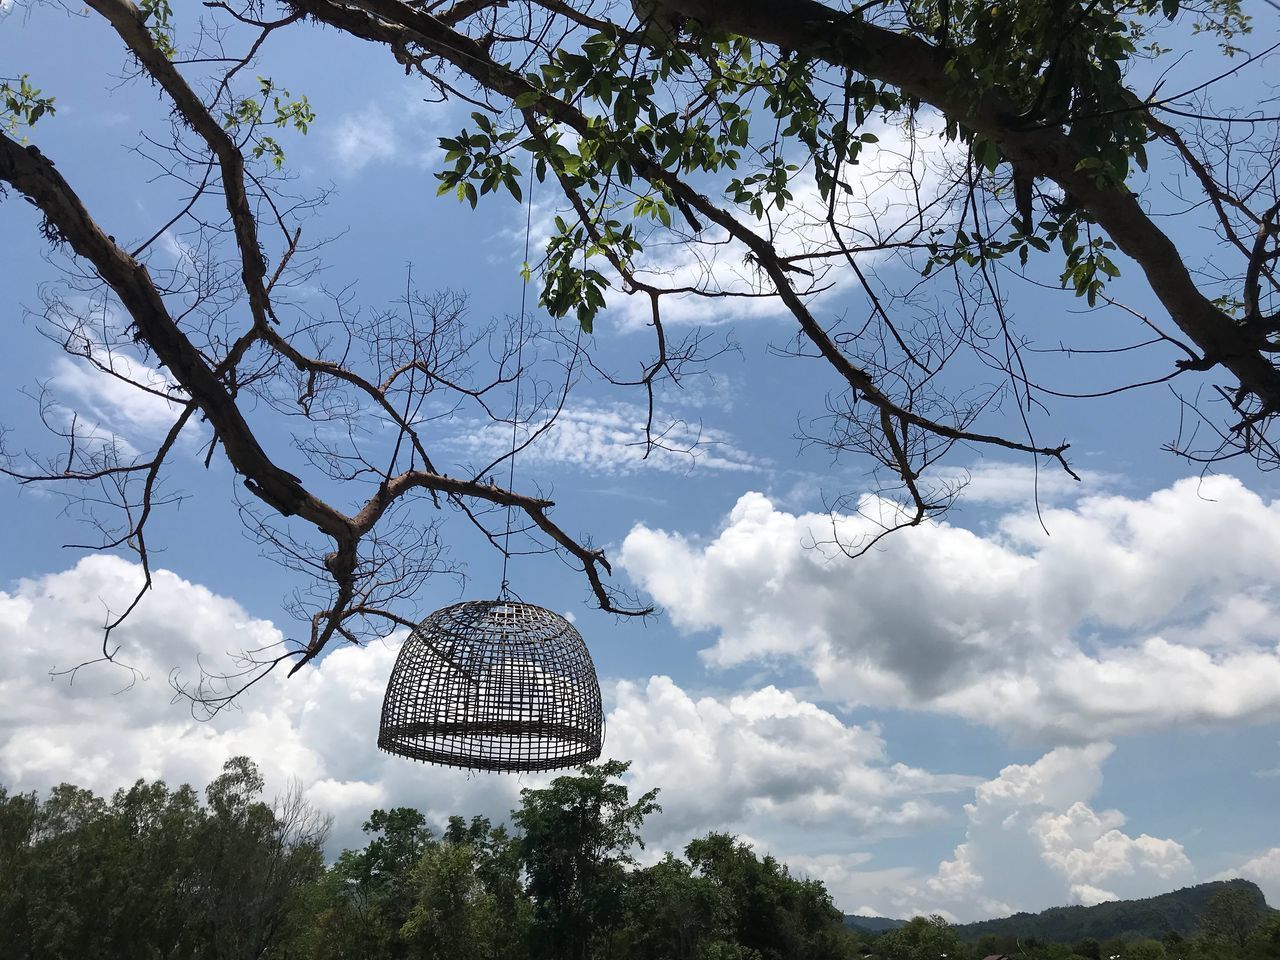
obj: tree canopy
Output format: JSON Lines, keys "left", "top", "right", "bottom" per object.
{"left": 3, "top": 758, "right": 1276, "bottom": 960}
{"left": 2, "top": 0, "right": 1278, "bottom": 699}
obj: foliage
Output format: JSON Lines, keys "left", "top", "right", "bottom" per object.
{"left": 0, "top": 757, "right": 326, "bottom": 960}
{"left": 514, "top": 759, "right": 661, "bottom": 960}
{"left": 875, "top": 915, "right": 963, "bottom": 960}
{"left": 400, "top": 841, "right": 502, "bottom": 959}
{"left": 222, "top": 76, "right": 315, "bottom": 170}
{"left": 1, "top": 759, "right": 1277, "bottom": 960}
{"left": 953, "top": 878, "right": 1275, "bottom": 944}
{"left": 687, "top": 832, "right": 856, "bottom": 960}
{"left": 1199, "top": 885, "right": 1265, "bottom": 947}
{"left": 617, "top": 852, "right": 727, "bottom": 959}
{"left": 0, "top": 74, "right": 55, "bottom": 135}
{"left": 139, "top": 0, "right": 176, "bottom": 59}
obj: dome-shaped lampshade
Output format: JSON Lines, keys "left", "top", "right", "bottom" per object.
{"left": 378, "top": 600, "right": 604, "bottom": 772}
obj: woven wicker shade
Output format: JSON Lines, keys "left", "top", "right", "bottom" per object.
{"left": 378, "top": 600, "right": 604, "bottom": 772}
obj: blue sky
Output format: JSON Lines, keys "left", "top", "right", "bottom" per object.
{"left": 2, "top": 0, "right": 1280, "bottom": 921}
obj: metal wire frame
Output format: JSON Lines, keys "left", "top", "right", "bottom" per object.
{"left": 378, "top": 600, "right": 604, "bottom": 772}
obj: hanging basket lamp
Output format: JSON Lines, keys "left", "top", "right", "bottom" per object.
{"left": 378, "top": 600, "right": 604, "bottom": 772}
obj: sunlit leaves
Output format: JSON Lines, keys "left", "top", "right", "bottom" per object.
{"left": 541, "top": 214, "right": 625, "bottom": 333}
{"left": 223, "top": 77, "right": 315, "bottom": 171}
{"left": 423, "top": 0, "right": 1250, "bottom": 332}
{"left": 1, "top": 75, "right": 56, "bottom": 135}
{"left": 139, "top": 0, "right": 177, "bottom": 60}
{"left": 436, "top": 112, "right": 523, "bottom": 208}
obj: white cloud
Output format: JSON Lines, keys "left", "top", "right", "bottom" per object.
{"left": 452, "top": 400, "right": 761, "bottom": 475}
{"left": 804, "top": 744, "right": 1193, "bottom": 922}
{"left": 1071, "top": 884, "right": 1120, "bottom": 907}
{"left": 0, "top": 557, "right": 961, "bottom": 859}
{"left": 1034, "top": 801, "right": 1192, "bottom": 900}
{"left": 330, "top": 109, "right": 400, "bottom": 172}
{"left": 0, "top": 556, "right": 525, "bottom": 853}
{"left": 327, "top": 93, "right": 450, "bottom": 174}
{"left": 604, "top": 676, "right": 976, "bottom": 846}
{"left": 50, "top": 351, "right": 185, "bottom": 437}
{"left": 1213, "top": 848, "right": 1280, "bottom": 906}
{"left": 620, "top": 476, "right": 1280, "bottom": 742}
{"left": 932, "top": 460, "right": 1111, "bottom": 505}
{"left": 1255, "top": 748, "right": 1280, "bottom": 780}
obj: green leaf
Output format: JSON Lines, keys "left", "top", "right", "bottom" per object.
{"left": 974, "top": 137, "right": 1000, "bottom": 173}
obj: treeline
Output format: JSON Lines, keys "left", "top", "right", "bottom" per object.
{"left": 2, "top": 757, "right": 1278, "bottom": 960}
{"left": 866, "top": 901, "right": 1280, "bottom": 960}
{"left": 0, "top": 757, "right": 857, "bottom": 959}
{"left": 0, "top": 757, "right": 324, "bottom": 958}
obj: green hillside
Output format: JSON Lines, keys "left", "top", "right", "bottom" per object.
{"left": 954, "top": 879, "right": 1273, "bottom": 943}
{"left": 845, "top": 879, "right": 1274, "bottom": 944}
{"left": 844, "top": 915, "right": 907, "bottom": 933}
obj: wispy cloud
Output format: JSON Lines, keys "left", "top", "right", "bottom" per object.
{"left": 327, "top": 93, "right": 451, "bottom": 175}
{"left": 451, "top": 400, "right": 762, "bottom": 476}
{"left": 50, "top": 352, "right": 185, "bottom": 438}
{"left": 931, "top": 460, "right": 1114, "bottom": 505}
{"left": 330, "top": 109, "right": 400, "bottom": 172}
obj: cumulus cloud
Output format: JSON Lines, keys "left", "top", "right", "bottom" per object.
{"left": 0, "top": 556, "right": 524, "bottom": 853}
{"left": 2, "top": 557, "right": 960, "bottom": 859}
{"left": 799, "top": 744, "right": 1193, "bottom": 922}
{"left": 604, "top": 676, "right": 976, "bottom": 846}
{"left": 452, "top": 400, "right": 761, "bottom": 475}
{"left": 939, "top": 745, "right": 1192, "bottom": 911}
{"left": 1035, "top": 801, "right": 1193, "bottom": 905}
{"left": 1213, "top": 848, "right": 1280, "bottom": 906}
{"left": 620, "top": 476, "right": 1280, "bottom": 741}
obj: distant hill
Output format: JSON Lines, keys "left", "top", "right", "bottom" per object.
{"left": 956, "top": 879, "right": 1272, "bottom": 943}
{"left": 844, "top": 915, "right": 906, "bottom": 933}
{"left": 844, "top": 879, "right": 1273, "bottom": 943}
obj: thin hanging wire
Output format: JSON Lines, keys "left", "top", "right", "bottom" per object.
{"left": 500, "top": 165, "right": 536, "bottom": 598}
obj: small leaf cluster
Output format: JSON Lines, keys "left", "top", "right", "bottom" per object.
{"left": 1059, "top": 234, "right": 1121, "bottom": 307}
{"left": 727, "top": 158, "right": 798, "bottom": 219}
{"left": 437, "top": 111, "right": 524, "bottom": 208}
{"left": 1, "top": 75, "right": 55, "bottom": 135}
{"left": 542, "top": 213, "right": 631, "bottom": 333}
{"left": 923, "top": 196, "right": 1118, "bottom": 306}
{"left": 139, "top": 0, "right": 177, "bottom": 60}
{"left": 223, "top": 77, "right": 315, "bottom": 171}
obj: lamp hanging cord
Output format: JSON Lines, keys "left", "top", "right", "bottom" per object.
{"left": 500, "top": 164, "right": 536, "bottom": 598}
